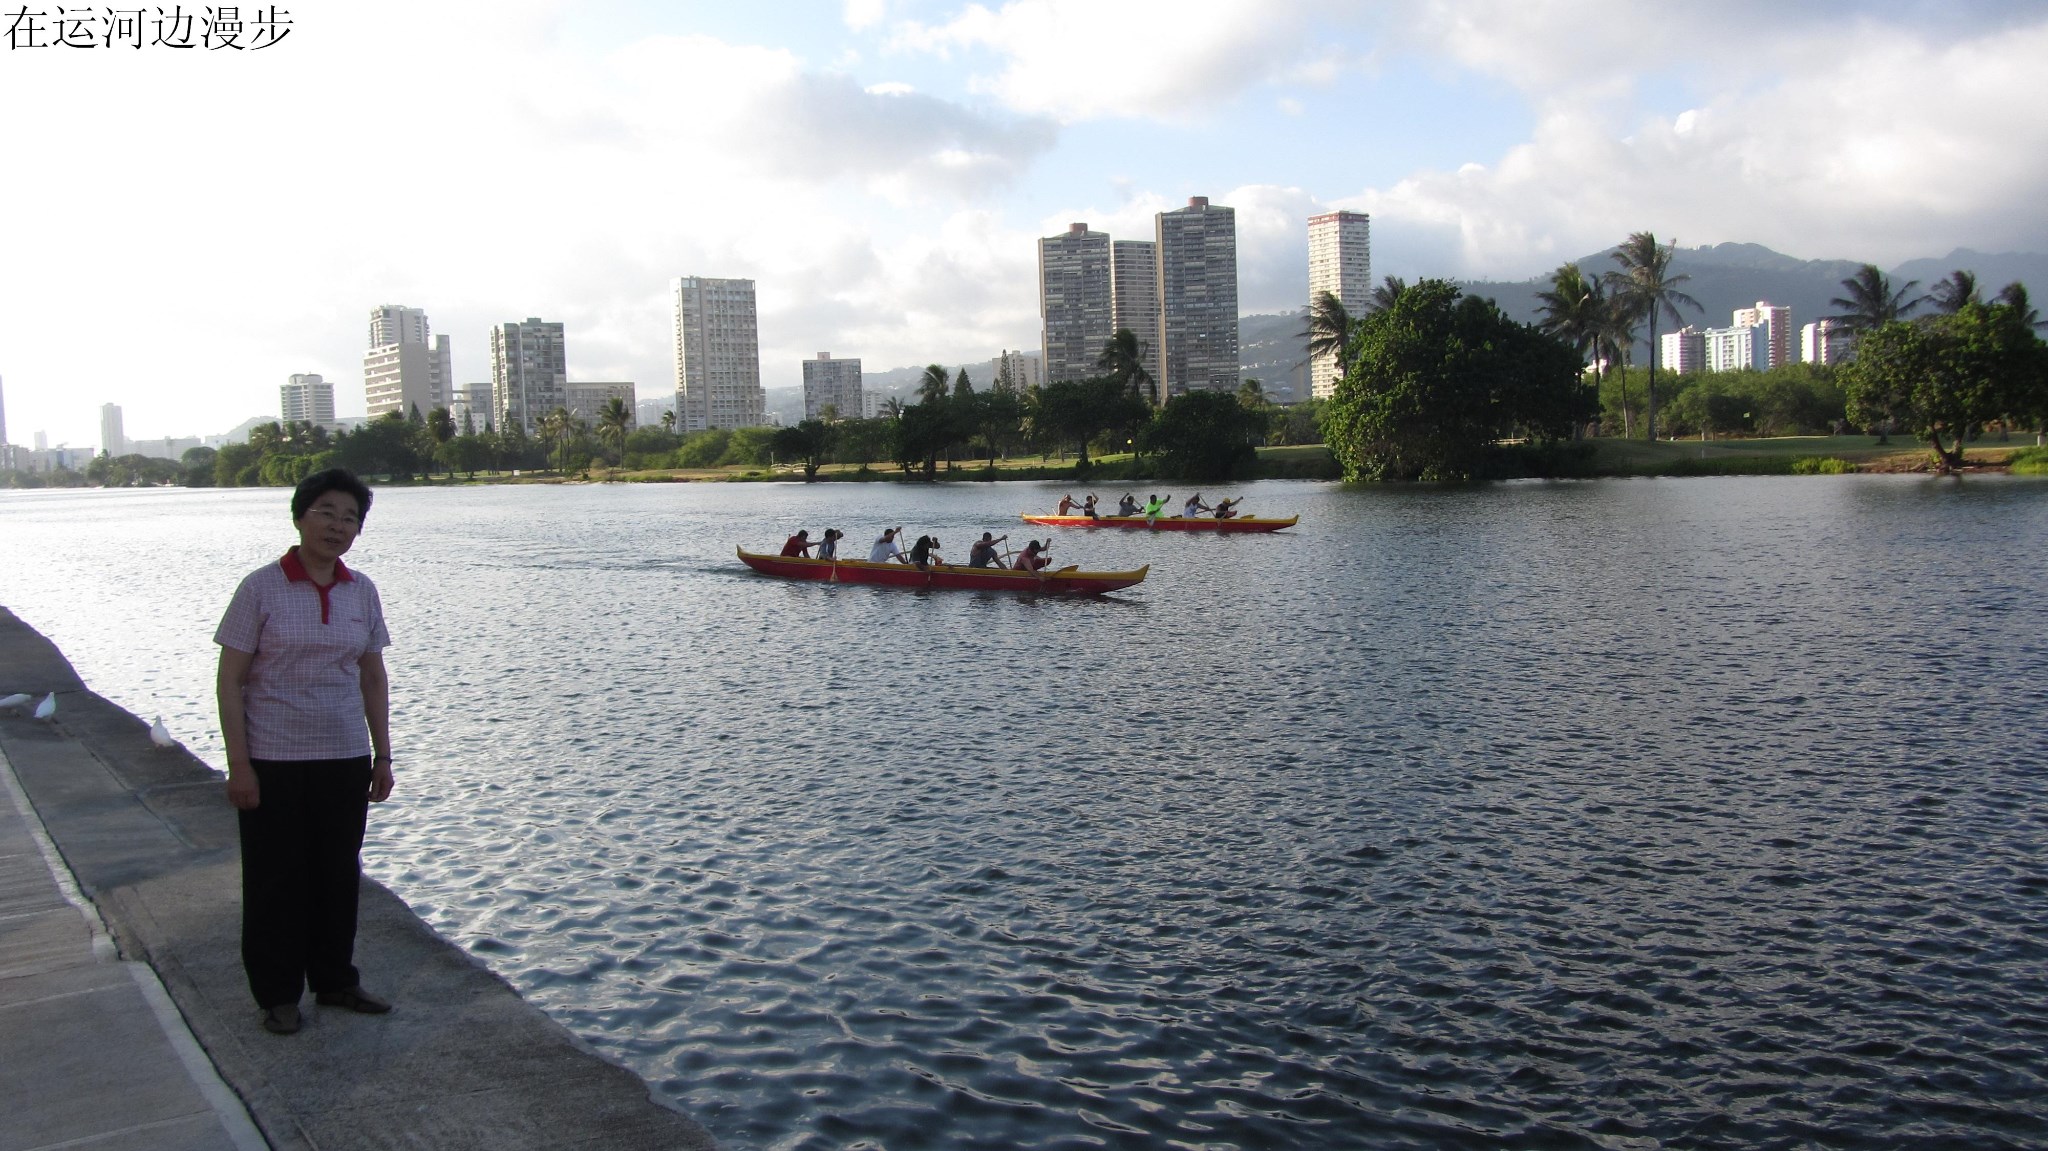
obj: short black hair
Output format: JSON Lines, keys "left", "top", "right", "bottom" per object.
{"left": 291, "top": 468, "right": 373, "bottom": 523}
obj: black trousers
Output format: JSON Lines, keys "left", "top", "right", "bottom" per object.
{"left": 238, "top": 757, "right": 371, "bottom": 1008}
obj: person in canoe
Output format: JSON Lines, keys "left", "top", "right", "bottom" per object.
{"left": 869, "top": 527, "right": 906, "bottom": 563}
{"left": 1056, "top": 494, "right": 1080, "bottom": 516}
{"left": 907, "top": 534, "right": 944, "bottom": 569}
{"left": 816, "top": 529, "right": 843, "bottom": 560}
{"left": 1183, "top": 493, "right": 1211, "bottom": 518}
{"left": 1080, "top": 494, "right": 1100, "bottom": 520}
{"left": 1142, "top": 494, "right": 1170, "bottom": 524}
{"left": 780, "top": 529, "right": 815, "bottom": 557}
{"left": 1117, "top": 493, "right": 1140, "bottom": 516}
{"left": 1012, "top": 539, "right": 1050, "bottom": 571}
{"left": 1212, "top": 497, "right": 1243, "bottom": 520}
{"left": 968, "top": 532, "right": 1007, "bottom": 568}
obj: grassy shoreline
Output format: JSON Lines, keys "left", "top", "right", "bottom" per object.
{"left": 372, "top": 437, "right": 2044, "bottom": 486}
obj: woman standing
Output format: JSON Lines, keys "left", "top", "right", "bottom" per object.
{"left": 215, "top": 469, "right": 396, "bottom": 1035}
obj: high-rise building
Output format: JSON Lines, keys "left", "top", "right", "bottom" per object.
{"left": 1109, "top": 239, "right": 1160, "bottom": 393}
{"left": 100, "top": 404, "right": 125, "bottom": 456}
{"left": 672, "top": 277, "right": 765, "bottom": 431}
{"left": 454, "top": 382, "right": 494, "bottom": 431}
{"left": 1800, "top": 318, "right": 1855, "bottom": 365}
{"left": 363, "top": 304, "right": 448, "bottom": 419}
{"left": 992, "top": 349, "right": 1043, "bottom": 393}
{"left": 563, "top": 381, "right": 638, "bottom": 427}
{"left": 1703, "top": 323, "right": 1766, "bottom": 373}
{"left": 492, "top": 319, "right": 568, "bottom": 433}
{"left": 802, "top": 353, "right": 863, "bottom": 420}
{"left": 1306, "top": 210, "right": 1371, "bottom": 399}
{"left": 1731, "top": 301, "right": 1791, "bottom": 369}
{"left": 1155, "top": 196, "right": 1240, "bottom": 397}
{"left": 1659, "top": 326, "right": 1706, "bottom": 375}
{"left": 1038, "top": 223, "right": 1112, "bottom": 383}
{"left": 281, "top": 373, "right": 338, "bottom": 429}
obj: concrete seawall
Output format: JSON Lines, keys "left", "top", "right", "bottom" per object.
{"left": 0, "top": 605, "right": 719, "bottom": 1150}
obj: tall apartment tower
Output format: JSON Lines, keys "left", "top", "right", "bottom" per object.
{"left": 1659, "top": 327, "right": 1706, "bottom": 375}
{"left": 802, "top": 353, "right": 863, "bottom": 420}
{"left": 1109, "top": 239, "right": 1160, "bottom": 396}
{"left": 1732, "top": 301, "right": 1792, "bottom": 369}
{"left": 672, "top": 277, "right": 765, "bottom": 431}
{"left": 281, "top": 373, "right": 338, "bottom": 428}
{"left": 1038, "top": 223, "right": 1112, "bottom": 384}
{"left": 364, "top": 304, "right": 449, "bottom": 419}
{"left": 491, "top": 318, "right": 568, "bottom": 433}
{"left": 1801, "top": 318, "right": 1855, "bottom": 365}
{"left": 1307, "top": 210, "right": 1372, "bottom": 399}
{"left": 1155, "top": 196, "right": 1240, "bottom": 397}
{"left": 99, "top": 404, "right": 125, "bottom": 456}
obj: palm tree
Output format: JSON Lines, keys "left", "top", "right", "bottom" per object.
{"left": 1366, "top": 275, "right": 1409, "bottom": 314}
{"left": 880, "top": 396, "right": 905, "bottom": 421}
{"left": 1828, "top": 264, "right": 1927, "bottom": 331}
{"left": 1605, "top": 231, "right": 1700, "bottom": 441}
{"left": 1597, "top": 285, "right": 1640, "bottom": 437}
{"left": 1536, "top": 264, "right": 1607, "bottom": 436}
{"left": 597, "top": 396, "right": 632, "bottom": 468}
{"left": 918, "top": 364, "right": 950, "bottom": 404}
{"left": 1096, "top": 328, "right": 1156, "bottom": 404}
{"left": 539, "top": 406, "right": 578, "bottom": 473}
{"left": 660, "top": 409, "right": 677, "bottom": 435}
{"left": 1930, "top": 269, "right": 1982, "bottom": 314}
{"left": 1996, "top": 281, "right": 2045, "bottom": 330}
{"left": 1298, "top": 291, "right": 1356, "bottom": 384}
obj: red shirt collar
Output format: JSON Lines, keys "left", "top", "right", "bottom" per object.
{"left": 280, "top": 548, "right": 354, "bottom": 584}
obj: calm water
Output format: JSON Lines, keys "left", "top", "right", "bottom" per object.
{"left": 3, "top": 476, "right": 2046, "bottom": 1150}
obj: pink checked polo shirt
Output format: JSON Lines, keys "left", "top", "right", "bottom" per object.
{"left": 214, "top": 549, "right": 391, "bottom": 761}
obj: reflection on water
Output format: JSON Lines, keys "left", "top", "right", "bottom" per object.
{"left": 3, "top": 476, "right": 2046, "bottom": 1149}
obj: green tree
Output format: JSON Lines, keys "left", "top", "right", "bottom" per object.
{"left": 1605, "top": 231, "right": 1700, "bottom": 441}
{"left": 1141, "top": 389, "right": 1264, "bottom": 480}
{"left": 1843, "top": 302, "right": 2044, "bottom": 470}
{"left": 675, "top": 429, "right": 731, "bottom": 469}
{"left": 918, "top": 364, "right": 951, "bottom": 403}
{"left": 597, "top": 396, "right": 633, "bottom": 468}
{"left": 1366, "top": 275, "right": 1410, "bottom": 314}
{"left": 891, "top": 398, "right": 952, "bottom": 478}
{"left": 181, "top": 446, "right": 218, "bottom": 487}
{"left": 1828, "top": 264, "right": 1927, "bottom": 331}
{"left": 1929, "top": 269, "right": 1981, "bottom": 314}
{"left": 1320, "top": 279, "right": 1585, "bottom": 481}
{"left": 952, "top": 367, "right": 974, "bottom": 399}
{"left": 1096, "top": 328, "right": 1157, "bottom": 405}
{"left": 1300, "top": 291, "right": 1357, "bottom": 383}
{"left": 1535, "top": 262, "right": 1609, "bottom": 430}
{"left": 1031, "top": 377, "right": 1146, "bottom": 466}
{"left": 962, "top": 387, "right": 1024, "bottom": 468}
{"left": 771, "top": 419, "right": 834, "bottom": 481}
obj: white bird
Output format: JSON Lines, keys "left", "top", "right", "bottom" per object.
{"left": 150, "top": 716, "right": 175, "bottom": 748}
{"left": 0, "top": 693, "right": 31, "bottom": 712}
{"left": 33, "top": 692, "right": 56, "bottom": 720}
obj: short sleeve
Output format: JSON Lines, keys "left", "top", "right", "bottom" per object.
{"left": 363, "top": 581, "right": 391, "bottom": 653}
{"left": 213, "top": 572, "right": 265, "bottom": 654}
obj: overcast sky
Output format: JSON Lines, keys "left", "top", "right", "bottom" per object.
{"left": 5, "top": 0, "right": 2046, "bottom": 446}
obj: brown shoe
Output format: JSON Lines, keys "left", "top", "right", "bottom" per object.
{"left": 315, "top": 986, "right": 392, "bottom": 1014}
{"left": 261, "top": 1004, "right": 301, "bottom": 1034}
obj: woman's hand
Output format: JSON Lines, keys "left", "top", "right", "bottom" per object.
{"left": 369, "top": 759, "right": 395, "bottom": 803}
{"left": 226, "top": 764, "right": 260, "bottom": 810}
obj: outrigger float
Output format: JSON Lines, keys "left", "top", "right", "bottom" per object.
{"left": 737, "top": 548, "right": 1148, "bottom": 595}
{"left": 1019, "top": 514, "right": 1298, "bottom": 534}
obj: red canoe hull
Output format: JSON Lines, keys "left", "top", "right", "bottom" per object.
{"left": 738, "top": 549, "right": 1147, "bottom": 595}
{"left": 1020, "top": 514, "right": 1298, "bottom": 533}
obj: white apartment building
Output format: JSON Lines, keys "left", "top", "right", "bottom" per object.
{"left": 281, "top": 373, "right": 337, "bottom": 429}
{"left": 1110, "top": 239, "right": 1160, "bottom": 392}
{"left": 1659, "top": 327, "right": 1706, "bottom": 375}
{"left": 802, "top": 353, "right": 863, "bottom": 420}
{"left": 1155, "top": 196, "right": 1240, "bottom": 397}
{"left": 563, "top": 381, "right": 637, "bottom": 428}
{"left": 99, "top": 403, "right": 124, "bottom": 456}
{"left": 1703, "top": 323, "right": 1766, "bottom": 373}
{"left": 1039, "top": 223, "right": 1113, "bottom": 384}
{"left": 1731, "top": 301, "right": 1792, "bottom": 369}
{"left": 492, "top": 318, "right": 569, "bottom": 432}
{"left": 1800, "top": 319, "right": 1856, "bottom": 365}
{"left": 453, "top": 382, "right": 494, "bottom": 431}
{"left": 1307, "top": 210, "right": 1371, "bottom": 399}
{"left": 672, "top": 277, "right": 766, "bottom": 431}
{"left": 363, "top": 304, "right": 450, "bottom": 418}
{"left": 992, "top": 349, "right": 1043, "bottom": 393}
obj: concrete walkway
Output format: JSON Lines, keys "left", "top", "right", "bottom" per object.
{"left": 0, "top": 606, "right": 718, "bottom": 1151}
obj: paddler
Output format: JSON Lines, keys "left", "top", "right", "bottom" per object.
{"left": 1012, "top": 539, "right": 1050, "bottom": 571}
{"left": 908, "top": 534, "right": 943, "bottom": 570}
{"left": 779, "top": 529, "right": 815, "bottom": 557}
{"left": 1116, "top": 493, "right": 1140, "bottom": 516}
{"left": 869, "top": 527, "right": 906, "bottom": 563}
{"left": 1213, "top": 497, "right": 1243, "bottom": 520}
{"left": 1142, "top": 493, "right": 1169, "bottom": 524}
{"left": 968, "top": 532, "right": 1006, "bottom": 568}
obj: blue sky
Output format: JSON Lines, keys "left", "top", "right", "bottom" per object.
{"left": 4, "top": 0, "right": 2046, "bottom": 445}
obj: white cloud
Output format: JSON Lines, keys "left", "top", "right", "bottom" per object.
{"left": 888, "top": 0, "right": 1344, "bottom": 121}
